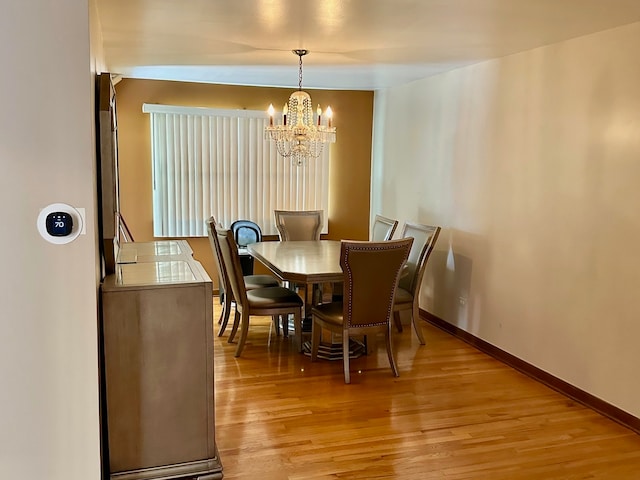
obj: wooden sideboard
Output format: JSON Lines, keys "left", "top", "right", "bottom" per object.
{"left": 100, "top": 241, "right": 223, "bottom": 480}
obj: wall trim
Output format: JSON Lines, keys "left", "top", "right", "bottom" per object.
{"left": 421, "top": 309, "right": 640, "bottom": 435}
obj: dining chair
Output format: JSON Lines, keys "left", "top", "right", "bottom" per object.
{"left": 393, "top": 222, "right": 441, "bottom": 345}
{"left": 273, "top": 209, "right": 324, "bottom": 309}
{"left": 215, "top": 225, "right": 304, "bottom": 357}
{"left": 230, "top": 219, "right": 261, "bottom": 276}
{"left": 330, "top": 214, "right": 400, "bottom": 303}
{"left": 274, "top": 209, "right": 323, "bottom": 241}
{"left": 206, "top": 217, "right": 281, "bottom": 337}
{"left": 310, "top": 238, "right": 413, "bottom": 383}
{"left": 370, "top": 214, "right": 398, "bottom": 241}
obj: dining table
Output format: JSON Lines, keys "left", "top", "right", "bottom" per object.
{"left": 247, "top": 240, "right": 366, "bottom": 359}
{"left": 247, "top": 240, "right": 343, "bottom": 284}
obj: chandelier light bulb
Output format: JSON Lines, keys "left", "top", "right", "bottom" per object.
{"left": 268, "top": 104, "right": 275, "bottom": 126}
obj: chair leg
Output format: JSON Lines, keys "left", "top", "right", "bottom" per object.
{"left": 364, "top": 334, "right": 377, "bottom": 355}
{"left": 385, "top": 328, "right": 399, "bottom": 377}
{"left": 294, "top": 310, "right": 302, "bottom": 352}
{"left": 228, "top": 309, "right": 240, "bottom": 343}
{"left": 411, "top": 302, "right": 426, "bottom": 345}
{"left": 310, "top": 318, "right": 321, "bottom": 361}
{"left": 217, "top": 299, "right": 232, "bottom": 336}
{"left": 281, "top": 314, "right": 289, "bottom": 337}
{"left": 343, "top": 332, "right": 351, "bottom": 384}
{"left": 234, "top": 311, "right": 250, "bottom": 357}
{"left": 393, "top": 310, "right": 403, "bottom": 332}
{"left": 272, "top": 315, "right": 281, "bottom": 336}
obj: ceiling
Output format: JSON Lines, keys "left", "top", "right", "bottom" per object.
{"left": 97, "top": 0, "right": 640, "bottom": 90}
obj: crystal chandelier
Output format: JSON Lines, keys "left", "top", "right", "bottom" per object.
{"left": 265, "top": 49, "right": 336, "bottom": 166}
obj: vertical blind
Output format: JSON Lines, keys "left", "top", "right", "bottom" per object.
{"left": 143, "top": 104, "right": 330, "bottom": 237}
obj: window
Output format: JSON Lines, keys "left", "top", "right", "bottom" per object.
{"left": 143, "top": 104, "right": 330, "bottom": 237}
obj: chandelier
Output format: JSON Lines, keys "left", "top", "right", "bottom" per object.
{"left": 265, "top": 49, "right": 336, "bottom": 166}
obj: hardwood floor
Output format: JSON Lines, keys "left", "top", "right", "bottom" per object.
{"left": 213, "top": 304, "right": 640, "bottom": 479}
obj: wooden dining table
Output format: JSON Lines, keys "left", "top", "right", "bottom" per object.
{"left": 247, "top": 240, "right": 365, "bottom": 359}
{"left": 247, "top": 240, "right": 342, "bottom": 318}
{"left": 247, "top": 240, "right": 343, "bottom": 285}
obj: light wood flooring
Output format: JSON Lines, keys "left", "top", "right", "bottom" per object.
{"left": 213, "top": 304, "right": 640, "bottom": 479}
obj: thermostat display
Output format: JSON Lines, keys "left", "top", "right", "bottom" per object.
{"left": 46, "top": 212, "right": 74, "bottom": 237}
{"left": 37, "top": 203, "right": 85, "bottom": 244}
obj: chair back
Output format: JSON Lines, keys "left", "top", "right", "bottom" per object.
{"left": 370, "top": 214, "right": 398, "bottom": 241}
{"left": 206, "top": 216, "right": 231, "bottom": 295}
{"left": 215, "top": 225, "right": 249, "bottom": 308}
{"left": 341, "top": 238, "right": 413, "bottom": 329}
{"left": 274, "top": 210, "right": 323, "bottom": 241}
{"left": 230, "top": 220, "right": 262, "bottom": 247}
{"left": 398, "top": 223, "right": 441, "bottom": 295}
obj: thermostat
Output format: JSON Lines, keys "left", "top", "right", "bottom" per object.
{"left": 37, "top": 203, "right": 85, "bottom": 244}
{"left": 46, "top": 211, "right": 74, "bottom": 236}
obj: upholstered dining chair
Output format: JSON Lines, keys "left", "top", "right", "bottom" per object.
{"left": 273, "top": 209, "right": 324, "bottom": 307}
{"left": 370, "top": 214, "right": 398, "bottom": 241}
{"left": 393, "top": 223, "right": 441, "bottom": 345}
{"left": 206, "top": 217, "right": 280, "bottom": 337}
{"left": 274, "top": 209, "right": 323, "bottom": 241}
{"left": 215, "top": 225, "right": 304, "bottom": 357}
{"left": 310, "top": 238, "right": 413, "bottom": 383}
{"left": 230, "top": 219, "right": 261, "bottom": 276}
{"left": 329, "top": 213, "right": 400, "bottom": 303}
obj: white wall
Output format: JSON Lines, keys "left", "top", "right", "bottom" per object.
{"left": 0, "top": 0, "right": 102, "bottom": 478}
{"left": 372, "top": 22, "right": 640, "bottom": 417}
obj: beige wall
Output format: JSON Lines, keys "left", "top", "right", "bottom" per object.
{"left": 372, "top": 22, "right": 640, "bottom": 417}
{"left": 0, "top": 0, "right": 102, "bottom": 478}
{"left": 115, "top": 79, "right": 374, "bottom": 283}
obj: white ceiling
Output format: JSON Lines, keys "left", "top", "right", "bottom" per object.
{"left": 97, "top": 0, "right": 640, "bottom": 90}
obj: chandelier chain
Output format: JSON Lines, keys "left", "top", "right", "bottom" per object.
{"left": 298, "top": 53, "right": 303, "bottom": 90}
